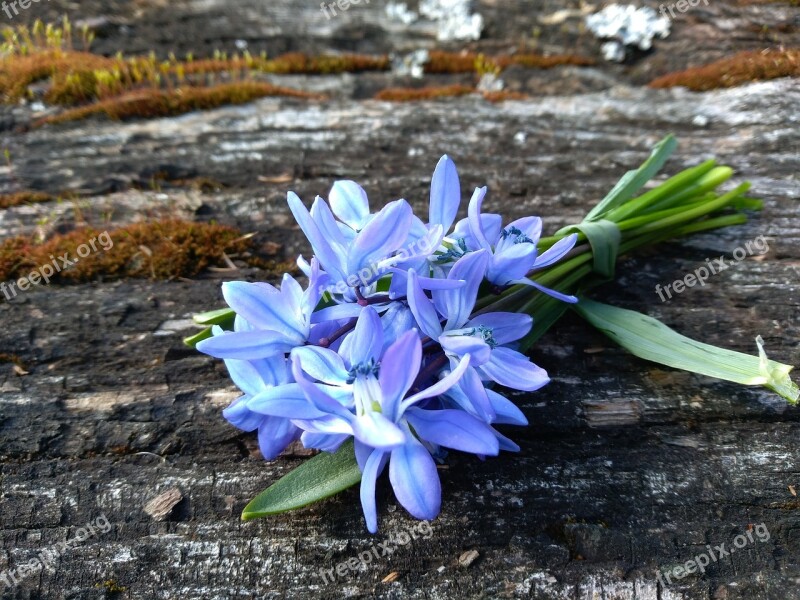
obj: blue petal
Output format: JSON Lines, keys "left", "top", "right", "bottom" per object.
{"left": 257, "top": 416, "right": 301, "bottom": 460}
{"left": 434, "top": 250, "right": 489, "bottom": 330}
{"left": 429, "top": 155, "right": 461, "bottom": 233}
{"left": 405, "top": 408, "right": 499, "bottom": 455}
{"left": 197, "top": 330, "right": 297, "bottom": 360}
{"left": 439, "top": 334, "right": 491, "bottom": 365}
{"left": 222, "top": 282, "right": 306, "bottom": 343}
{"left": 223, "top": 397, "right": 263, "bottom": 431}
{"left": 401, "top": 354, "right": 472, "bottom": 412}
{"left": 354, "top": 438, "right": 373, "bottom": 471}
{"left": 467, "top": 186, "right": 491, "bottom": 250}
{"left": 304, "top": 257, "right": 330, "bottom": 314}
{"left": 348, "top": 199, "right": 413, "bottom": 274}
{"left": 493, "top": 427, "right": 521, "bottom": 453}
{"left": 287, "top": 191, "right": 347, "bottom": 280}
{"left": 486, "top": 243, "right": 537, "bottom": 285}
{"left": 453, "top": 213, "right": 503, "bottom": 251}
{"left": 486, "top": 389, "right": 528, "bottom": 426}
{"left": 311, "top": 196, "right": 348, "bottom": 250}
{"left": 329, "top": 180, "right": 370, "bottom": 230}
{"left": 407, "top": 270, "right": 444, "bottom": 340}
{"left": 292, "top": 415, "right": 353, "bottom": 435}
{"left": 494, "top": 216, "right": 542, "bottom": 254}
{"left": 291, "top": 346, "right": 350, "bottom": 385}
{"left": 532, "top": 233, "right": 578, "bottom": 270}
{"left": 345, "top": 307, "right": 383, "bottom": 367}
{"left": 466, "top": 312, "right": 533, "bottom": 345}
{"left": 389, "top": 438, "right": 441, "bottom": 521}
{"left": 301, "top": 432, "right": 349, "bottom": 452}
{"left": 292, "top": 357, "right": 354, "bottom": 420}
{"left": 508, "top": 216, "right": 543, "bottom": 242}
{"left": 380, "top": 303, "right": 417, "bottom": 351}
{"left": 311, "top": 303, "right": 363, "bottom": 323}
{"left": 516, "top": 278, "right": 579, "bottom": 303}
{"left": 247, "top": 383, "right": 329, "bottom": 419}
{"left": 479, "top": 347, "right": 550, "bottom": 391}
{"left": 360, "top": 449, "right": 389, "bottom": 534}
{"left": 379, "top": 330, "right": 422, "bottom": 421}
{"left": 446, "top": 364, "right": 495, "bottom": 422}
{"left": 351, "top": 411, "right": 406, "bottom": 449}
{"left": 223, "top": 358, "right": 268, "bottom": 396}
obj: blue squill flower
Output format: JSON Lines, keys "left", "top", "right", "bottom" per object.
{"left": 220, "top": 355, "right": 304, "bottom": 460}
{"left": 448, "top": 186, "right": 579, "bottom": 302}
{"left": 197, "top": 258, "right": 328, "bottom": 360}
{"left": 407, "top": 251, "right": 550, "bottom": 420}
{"left": 290, "top": 308, "right": 495, "bottom": 532}
{"left": 288, "top": 188, "right": 416, "bottom": 289}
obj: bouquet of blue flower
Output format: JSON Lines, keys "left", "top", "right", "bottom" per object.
{"left": 188, "top": 135, "right": 797, "bottom": 533}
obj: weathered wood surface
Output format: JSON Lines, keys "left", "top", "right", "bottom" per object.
{"left": 1, "top": 1, "right": 800, "bottom": 599}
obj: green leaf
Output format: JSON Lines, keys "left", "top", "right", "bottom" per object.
{"left": 242, "top": 440, "right": 362, "bottom": 519}
{"left": 185, "top": 308, "right": 237, "bottom": 348}
{"left": 192, "top": 307, "right": 235, "bottom": 326}
{"left": 583, "top": 135, "right": 678, "bottom": 222}
{"left": 183, "top": 327, "right": 214, "bottom": 348}
{"left": 559, "top": 220, "right": 620, "bottom": 279}
{"left": 573, "top": 299, "right": 799, "bottom": 404}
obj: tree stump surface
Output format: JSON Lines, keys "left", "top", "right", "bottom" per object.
{"left": 1, "top": 1, "right": 799, "bottom": 598}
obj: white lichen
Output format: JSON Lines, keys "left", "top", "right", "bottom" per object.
{"left": 586, "top": 4, "right": 670, "bottom": 62}
{"left": 477, "top": 72, "right": 504, "bottom": 93}
{"left": 386, "top": 0, "right": 483, "bottom": 42}
{"left": 392, "top": 49, "right": 430, "bottom": 79}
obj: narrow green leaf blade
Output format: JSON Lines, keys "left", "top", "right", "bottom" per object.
{"left": 193, "top": 307, "right": 236, "bottom": 326}
{"left": 183, "top": 327, "right": 214, "bottom": 348}
{"left": 573, "top": 298, "right": 799, "bottom": 403}
{"left": 559, "top": 220, "right": 620, "bottom": 278}
{"left": 583, "top": 135, "right": 678, "bottom": 222}
{"left": 242, "top": 440, "right": 362, "bottom": 519}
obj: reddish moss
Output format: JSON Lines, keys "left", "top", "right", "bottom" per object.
{"left": 375, "top": 84, "right": 475, "bottom": 102}
{"left": 35, "top": 81, "right": 321, "bottom": 126}
{"left": 0, "top": 220, "right": 262, "bottom": 284}
{"left": 482, "top": 90, "right": 528, "bottom": 102}
{"left": 177, "top": 52, "right": 389, "bottom": 76}
{"left": 0, "top": 50, "right": 116, "bottom": 102}
{"left": 504, "top": 53, "right": 595, "bottom": 69}
{"left": 649, "top": 49, "right": 800, "bottom": 91}
{"left": 424, "top": 50, "right": 595, "bottom": 74}
{"left": 262, "top": 52, "right": 390, "bottom": 74}
{"left": 0, "top": 191, "right": 54, "bottom": 208}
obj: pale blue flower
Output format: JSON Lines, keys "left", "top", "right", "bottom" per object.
{"left": 290, "top": 308, "right": 497, "bottom": 532}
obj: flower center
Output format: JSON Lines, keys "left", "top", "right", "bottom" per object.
{"left": 347, "top": 358, "right": 380, "bottom": 384}
{"left": 501, "top": 226, "right": 533, "bottom": 245}
{"left": 471, "top": 325, "right": 498, "bottom": 348}
{"left": 435, "top": 237, "right": 469, "bottom": 263}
